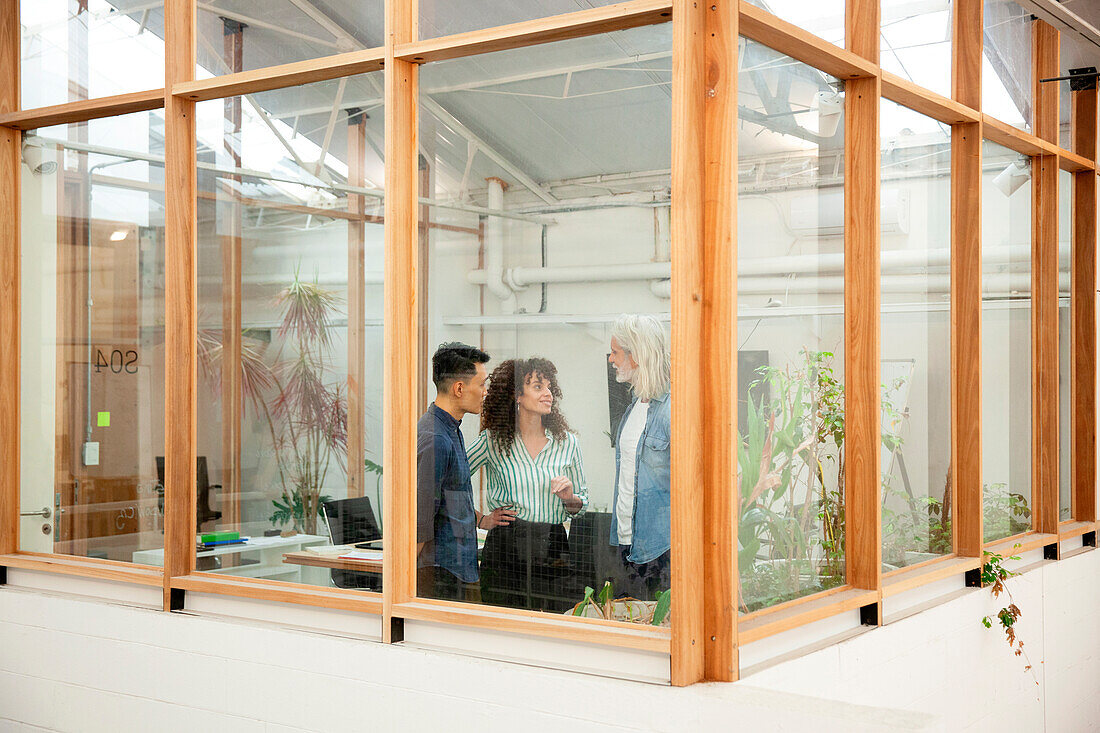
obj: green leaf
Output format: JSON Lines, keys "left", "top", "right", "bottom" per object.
{"left": 651, "top": 589, "right": 672, "bottom": 625}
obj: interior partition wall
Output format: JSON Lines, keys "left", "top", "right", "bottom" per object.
{"left": 0, "top": 0, "right": 1097, "bottom": 687}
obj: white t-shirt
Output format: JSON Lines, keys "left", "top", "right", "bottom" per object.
{"left": 615, "top": 401, "right": 649, "bottom": 545}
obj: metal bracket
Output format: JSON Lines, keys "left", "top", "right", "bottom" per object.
{"left": 1039, "top": 67, "right": 1099, "bottom": 91}
{"left": 169, "top": 588, "right": 185, "bottom": 611}
{"left": 965, "top": 567, "right": 983, "bottom": 587}
{"left": 389, "top": 617, "right": 405, "bottom": 643}
{"left": 859, "top": 601, "right": 880, "bottom": 626}
{"left": 1084, "top": 531, "right": 1097, "bottom": 548}
{"left": 1043, "top": 543, "right": 1059, "bottom": 561}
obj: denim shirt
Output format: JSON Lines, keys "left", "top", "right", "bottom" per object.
{"left": 416, "top": 404, "right": 479, "bottom": 583}
{"left": 608, "top": 391, "right": 671, "bottom": 564}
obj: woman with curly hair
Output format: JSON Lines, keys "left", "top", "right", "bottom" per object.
{"left": 466, "top": 357, "right": 589, "bottom": 611}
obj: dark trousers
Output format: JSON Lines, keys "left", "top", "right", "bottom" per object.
{"left": 480, "top": 519, "right": 574, "bottom": 612}
{"left": 616, "top": 546, "right": 671, "bottom": 601}
{"left": 417, "top": 565, "right": 481, "bottom": 603}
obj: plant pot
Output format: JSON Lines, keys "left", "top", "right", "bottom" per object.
{"left": 567, "top": 597, "right": 672, "bottom": 626}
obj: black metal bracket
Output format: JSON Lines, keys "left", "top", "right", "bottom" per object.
{"left": 389, "top": 616, "right": 405, "bottom": 643}
{"left": 1043, "top": 543, "right": 1059, "bottom": 561}
{"left": 859, "top": 601, "right": 880, "bottom": 626}
{"left": 1039, "top": 67, "right": 1099, "bottom": 91}
{"left": 965, "top": 567, "right": 982, "bottom": 587}
{"left": 169, "top": 588, "right": 186, "bottom": 611}
{"left": 1084, "top": 531, "right": 1097, "bottom": 548}
{"left": 0, "top": 566, "right": 6, "bottom": 586}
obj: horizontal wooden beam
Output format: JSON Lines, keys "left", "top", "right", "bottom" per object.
{"left": 737, "top": 588, "right": 879, "bottom": 645}
{"left": 1057, "top": 520, "right": 1097, "bottom": 541}
{"left": 1059, "top": 151, "right": 1096, "bottom": 173}
{"left": 172, "top": 574, "right": 384, "bottom": 613}
{"left": 393, "top": 600, "right": 672, "bottom": 652}
{"left": 881, "top": 72, "right": 979, "bottom": 125}
{"left": 174, "top": 48, "right": 385, "bottom": 102}
{"left": 395, "top": 0, "right": 673, "bottom": 64}
{"left": 983, "top": 531, "right": 1059, "bottom": 556}
{"left": 738, "top": 0, "right": 877, "bottom": 81}
{"left": 982, "top": 114, "right": 1059, "bottom": 157}
{"left": 880, "top": 556, "right": 981, "bottom": 598}
{"left": 0, "top": 553, "right": 164, "bottom": 586}
{"left": 0, "top": 88, "right": 165, "bottom": 130}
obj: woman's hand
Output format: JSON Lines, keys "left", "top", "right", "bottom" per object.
{"left": 478, "top": 506, "right": 517, "bottom": 529}
{"left": 550, "top": 476, "right": 583, "bottom": 513}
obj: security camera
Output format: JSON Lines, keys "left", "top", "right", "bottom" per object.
{"left": 21, "top": 140, "right": 57, "bottom": 176}
{"left": 814, "top": 90, "right": 844, "bottom": 138}
{"left": 993, "top": 159, "right": 1030, "bottom": 197}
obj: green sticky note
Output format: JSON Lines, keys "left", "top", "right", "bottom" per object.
{"left": 97, "top": 411, "right": 110, "bottom": 427}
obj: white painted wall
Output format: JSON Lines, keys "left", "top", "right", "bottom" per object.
{"left": 3, "top": 546, "right": 1099, "bottom": 731}
{"left": 744, "top": 548, "right": 1100, "bottom": 732}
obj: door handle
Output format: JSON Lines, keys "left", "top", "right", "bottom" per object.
{"left": 20, "top": 507, "right": 51, "bottom": 519}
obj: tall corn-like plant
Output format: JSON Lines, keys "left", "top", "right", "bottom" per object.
{"left": 268, "top": 271, "right": 348, "bottom": 535}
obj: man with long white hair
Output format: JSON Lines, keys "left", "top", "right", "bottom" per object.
{"left": 607, "top": 314, "right": 671, "bottom": 600}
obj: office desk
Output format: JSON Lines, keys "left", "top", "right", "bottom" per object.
{"left": 132, "top": 534, "right": 328, "bottom": 582}
{"left": 282, "top": 549, "right": 383, "bottom": 574}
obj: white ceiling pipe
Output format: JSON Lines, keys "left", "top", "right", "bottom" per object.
{"left": 733, "top": 272, "right": 1070, "bottom": 295}
{"left": 737, "top": 245, "right": 1036, "bottom": 277}
{"left": 470, "top": 261, "right": 672, "bottom": 288}
{"left": 483, "top": 178, "right": 518, "bottom": 311}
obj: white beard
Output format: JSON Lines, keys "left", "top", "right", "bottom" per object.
{"left": 613, "top": 364, "right": 635, "bottom": 384}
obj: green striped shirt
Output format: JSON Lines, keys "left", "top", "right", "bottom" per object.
{"left": 467, "top": 429, "right": 589, "bottom": 524}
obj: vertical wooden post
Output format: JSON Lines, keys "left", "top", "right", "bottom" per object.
{"left": 670, "top": 0, "right": 706, "bottom": 686}
{"left": 703, "top": 0, "right": 737, "bottom": 683}
{"left": 1031, "top": 21, "right": 1059, "bottom": 536}
{"left": 347, "top": 109, "right": 367, "bottom": 499}
{"left": 163, "top": 0, "right": 197, "bottom": 609}
{"left": 383, "top": 0, "right": 419, "bottom": 638}
{"left": 844, "top": 0, "right": 881, "bottom": 602}
{"left": 219, "top": 18, "right": 244, "bottom": 532}
{"left": 0, "top": 0, "right": 20, "bottom": 557}
{"left": 952, "top": 0, "right": 983, "bottom": 558}
{"left": 1071, "top": 82, "right": 1097, "bottom": 523}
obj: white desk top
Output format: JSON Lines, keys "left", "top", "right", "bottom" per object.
{"left": 132, "top": 534, "right": 328, "bottom": 565}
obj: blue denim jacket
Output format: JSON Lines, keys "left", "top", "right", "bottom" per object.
{"left": 609, "top": 391, "right": 671, "bottom": 564}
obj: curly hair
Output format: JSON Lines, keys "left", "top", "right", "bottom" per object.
{"left": 480, "top": 357, "right": 573, "bottom": 454}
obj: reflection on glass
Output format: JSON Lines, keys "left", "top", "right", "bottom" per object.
{"left": 1059, "top": 170, "right": 1072, "bottom": 521}
{"left": 881, "top": 0, "right": 952, "bottom": 99}
{"left": 20, "top": 0, "right": 166, "bottom": 109}
{"left": 196, "top": 1, "right": 384, "bottom": 77}
{"left": 744, "top": 0, "right": 844, "bottom": 47}
{"left": 737, "top": 40, "right": 846, "bottom": 613}
{"left": 194, "top": 74, "right": 385, "bottom": 589}
{"left": 417, "top": 25, "right": 674, "bottom": 627}
{"left": 19, "top": 112, "right": 166, "bottom": 561}
{"left": 982, "top": 0, "right": 1033, "bottom": 133}
{"left": 880, "top": 100, "right": 952, "bottom": 569}
{"left": 981, "top": 141, "right": 1032, "bottom": 542}
{"left": 1058, "top": 31, "right": 1094, "bottom": 152}
{"left": 419, "top": 0, "right": 625, "bottom": 40}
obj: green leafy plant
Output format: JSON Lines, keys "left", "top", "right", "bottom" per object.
{"left": 981, "top": 546, "right": 1036, "bottom": 684}
{"left": 571, "top": 581, "right": 671, "bottom": 625}
{"left": 983, "top": 484, "right": 1032, "bottom": 542}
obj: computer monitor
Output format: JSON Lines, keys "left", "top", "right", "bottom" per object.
{"left": 322, "top": 496, "right": 382, "bottom": 546}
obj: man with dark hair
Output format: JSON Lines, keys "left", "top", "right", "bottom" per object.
{"left": 417, "top": 342, "right": 515, "bottom": 601}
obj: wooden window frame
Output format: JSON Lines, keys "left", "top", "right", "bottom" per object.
{"left": 0, "top": 0, "right": 1094, "bottom": 687}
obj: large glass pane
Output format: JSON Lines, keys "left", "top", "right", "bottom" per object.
{"left": 196, "top": 1, "right": 384, "bottom": 78}
{"left": 1059, "top": 31, "right": 1093, "bottom": 153}
{"left": 881, "top": 0, "right": 952, "bottom": 99}
{"left": 193, "top": 74, "right": 385, "bottom": 589}
{"left": 737, "top": 40, "right": 846, "bottom": 613}
{"left": 981, "top": 141, "right": 1032, "bottom": 542}
{"left": 1059, "top": 169, "right": 1072, "bottom": 521}
{"left": 19, "top": 111, "right": 166, "bottom": 561}
{"left": 419, "top": 0, "right": 630, "bottom": 40}
{"left": 744, "top": 0, "right": 844, "bottom": 48}
{"left": 880, "top": 100, "right": 952, "bottom": 569}
{"left": 982, "top": 0, "right": 1033, "bottom": 133}
{"left": 417, "top": 24, "right": 674, "bottom": 629}
{"left": 20, "top": 1, "right": 166, "bottom": 109}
